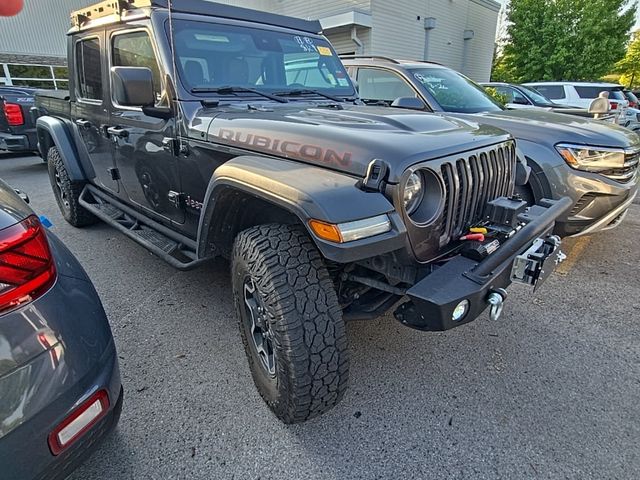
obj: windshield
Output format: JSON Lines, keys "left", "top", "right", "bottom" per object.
{"left": 169, "top": 19, "right": 355, "bottom": 98}
{"left": 518, "top": 85, "right": 556, "bottom": 106}
{"left": 408, "top": 67, "right": 502, "bottom": 113}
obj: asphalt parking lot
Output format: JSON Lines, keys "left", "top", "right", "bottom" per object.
{"left": 1, "top": 152, "right": 639, "bottom": 479}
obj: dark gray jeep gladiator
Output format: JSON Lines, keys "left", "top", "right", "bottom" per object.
{"left": 34, "top": 0, "right": 571, "bottom": 423}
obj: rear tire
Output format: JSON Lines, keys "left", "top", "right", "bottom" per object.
{"left": 47, "top": 146, "right": 97, "bottom": 227}
{"left": 232, "top": 223, "right": 349, "bottom": 423}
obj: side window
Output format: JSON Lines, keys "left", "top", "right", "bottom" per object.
{"left": 495, "top": 86, "right": 515, "bottom": 102}
{"left": 534, "top": 85, "right": 565, "bottom": 100}
{"left": 112, "top": 31, "right": 163, "bottom": 106}
{"left": 357, "top": 68, "right": 415, "bottom": 104}
{"left": 75, "top": 37, "right": 103, "bottom": 101}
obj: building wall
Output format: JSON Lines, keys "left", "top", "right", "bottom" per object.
{"left": 369, "top": 0, "right": 499, "bottom": 81}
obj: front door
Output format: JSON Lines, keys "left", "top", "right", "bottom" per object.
{"left": 107, "top": 27, "right": 184, "bottom": 225}
{"left": 72, "top": 33, "right": 118, "bottom": 193}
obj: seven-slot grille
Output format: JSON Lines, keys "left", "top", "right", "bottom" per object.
{"left": 440, "top": 142, "right": 516, "bottom": 242}
{"left": 601, "top": 149, "right": 640, "bottom": 183}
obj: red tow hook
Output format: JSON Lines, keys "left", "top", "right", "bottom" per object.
{"left": 460, "top": 233, "right": 485, "bottom": 242}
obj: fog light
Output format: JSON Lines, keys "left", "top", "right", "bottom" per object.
{"left": 452, "top": 300, "right": 469, "bottom": 322}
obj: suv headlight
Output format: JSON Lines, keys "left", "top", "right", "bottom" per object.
{"left": 403, "top": 172, "right": 424, "bottom": 215}
{"left": 556, "top": 144, "right": 625, "bottom": 172}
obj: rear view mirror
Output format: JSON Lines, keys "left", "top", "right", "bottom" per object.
{"left": 391, "top": 96, "right": 426, "bottom": 111}
{"left": 588, "top": 97, "right": 609, "bottom": 115}
{"left": 111, "top": 66, "right": 155, "bottom": 107}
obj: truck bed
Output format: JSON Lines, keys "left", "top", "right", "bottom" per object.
{"left": 35, "top": 89, "right": 71, "bottom": 118}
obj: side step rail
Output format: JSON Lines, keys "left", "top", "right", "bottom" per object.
{"left": 79, "top": 185, "right": 210, "bottom": 271}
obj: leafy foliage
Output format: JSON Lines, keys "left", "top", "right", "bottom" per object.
{"left": 483, "top": 87, "right": 509, "bottom": 106}
{"left": 496, "top": 0, "right": 636, "bottom": 82}
{"left": 616, "top": 31, "right": 640, "bottom": 88}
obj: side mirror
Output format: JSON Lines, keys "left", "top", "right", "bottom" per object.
{"left": 111, "top": 66, "right": 155, "bottom": 107}
{"left": 513, "top": 97, "right": 530, "bottom": 105}
{"left": 588, "top": 97, "right": 610, "bottom": 115}
{"left": 391, "top": 96, "right": 426, "bottom": 111}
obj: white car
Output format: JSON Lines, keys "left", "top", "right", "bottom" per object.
{"left": 523, "top": 82, "right": 629, "bottom": 122}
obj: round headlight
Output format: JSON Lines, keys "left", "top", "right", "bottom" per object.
{"left": 403, "top": 172, "right": 424, "bottom": 215}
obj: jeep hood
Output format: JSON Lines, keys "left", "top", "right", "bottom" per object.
{"left": 192, "top": 104, "right": 510, "bottom": 183}
{"left": 452, "top": 109, "right": 640, "bottom": 149}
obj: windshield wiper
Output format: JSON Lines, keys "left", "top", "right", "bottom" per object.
{"left": 190, "top": 86, "right": 288, "bottom": 103}
{"left": 273, "top": 89, "right": 343, "bottom": 103}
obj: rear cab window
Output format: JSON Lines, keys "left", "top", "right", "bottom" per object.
{"left": 75, "top": 37, "right": 103, "bottom": 101}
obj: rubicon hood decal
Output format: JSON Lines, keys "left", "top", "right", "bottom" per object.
{"left": 211, "top": 127, "right": 353, "bottom": 168}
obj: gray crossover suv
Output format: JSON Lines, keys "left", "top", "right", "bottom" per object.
{"left": 342, "top": 56, "right": 639, "bottom": 237}
{"left": 0, "top": 180, "right": 122, "bottom": 480}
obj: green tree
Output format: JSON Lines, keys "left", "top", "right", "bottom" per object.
{"left": 616, "top": 31, "right": 640, "bottom": 88}
{"left": 497, "top": 0, "right": 636, "bottom": 83}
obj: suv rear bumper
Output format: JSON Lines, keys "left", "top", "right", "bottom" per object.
{"left": 394, "top": 197, "right": 572, "bottom": 331}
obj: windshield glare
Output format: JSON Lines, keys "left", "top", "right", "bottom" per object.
{"left": 170, "top": 20, "right": 355, "bottom": 97}
{"left": 408, "top": 67, "right": 502, "bottom": 113}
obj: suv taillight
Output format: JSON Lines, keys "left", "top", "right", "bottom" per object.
{"left": 3, "top": 102, "right": 24, "bottom": 126}
{"left": 0, "top": 216, "right": 56, "bottom": 313}
{"left": 610, "top": 102, "right": 618, "bottom": 110}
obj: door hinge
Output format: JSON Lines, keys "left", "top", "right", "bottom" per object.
{"left": 108, "top": 167, "right": 120, "bottom": 181}
{"left": 162, "top": 137, "right": 189, "bottom": 156}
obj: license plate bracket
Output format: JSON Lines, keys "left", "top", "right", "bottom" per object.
{"left": 511, "top": 235, "right": 565, "bottom": 291}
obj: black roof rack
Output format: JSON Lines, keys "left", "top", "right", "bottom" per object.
{"left": 71, "top": 0, "right": 322, "bottom": 34}
{"left": 339, "top": 55, "right": 400, "bottom": 64}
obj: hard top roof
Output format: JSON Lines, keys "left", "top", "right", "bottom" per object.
{"left": 71, "top": 0, "right": 322, "bottom": 34}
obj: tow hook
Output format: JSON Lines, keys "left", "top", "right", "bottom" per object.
{"left": 487, "top": 288, "right": 507, "bottom": 321}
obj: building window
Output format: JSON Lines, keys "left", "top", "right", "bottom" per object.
{"left": 76, "top": 37, "right": 103, "bottom": 100}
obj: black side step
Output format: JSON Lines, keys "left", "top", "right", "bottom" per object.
{"left": 79, "top": 185, "right": 209, "bottom": 271}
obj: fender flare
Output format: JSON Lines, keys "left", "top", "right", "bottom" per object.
{"left": 36, "top": 116, "right": 93, "bottom": 181}
{"left": 196, "top": 155, "right": 407, "bottom": 263}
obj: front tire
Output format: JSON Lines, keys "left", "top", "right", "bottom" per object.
{"left": 232, "top": 224, "right": 349, "bottom": 423}
{"left": 47, "top": 146, "right": 97, "bottom": 227}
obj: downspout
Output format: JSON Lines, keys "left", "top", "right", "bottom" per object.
{"left": 351, "top": 26, "right": 364, "bottom": 55}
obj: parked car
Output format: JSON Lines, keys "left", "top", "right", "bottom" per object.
{"left": 0, "top": 179, "right": 122, "bottom": 479}
{"left": 35, "top": 0, "right": 570, "bottom": 423}
{"left": 623, "top": 90, "right": 638, "bottom": 108}
{"left": 523, "top": 82, "right": 629, "bottom": 120}
{"left": 482, "top": 82, "right": 616, "bottom": 122}
{"left": 0, "top": 86, "right": 39, "bottom": 154}
{"left": 482, "top": 82, "right": 569, "bottom": 110}
{"left": 341, "top": 56, "right": 639, "bottom": 237}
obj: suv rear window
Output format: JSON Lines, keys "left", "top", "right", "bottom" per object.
{"left": 75, "top": 37, "right": 103, "bottom": 101}
{"left": 575, "top": 86, "right": 625, "bottom": 100}
{"left": 532, "top": 85, "right": 565, "bottom": 99}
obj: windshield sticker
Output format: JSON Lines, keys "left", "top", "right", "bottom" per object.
{"left": 294, "top": 36, "right": 317, "bottom": 53}
{"left": 337, "top": 78, "right": 349, "bottom": 86}
{"left": 317, "top": 46, "right": 333, "bottom": 56}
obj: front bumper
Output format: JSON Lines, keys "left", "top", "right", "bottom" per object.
{"left": 394, "top": 197, "right": 572, "bottom": 331}
{"left": 0, "top": 132, "right": 33, "bottom": 152}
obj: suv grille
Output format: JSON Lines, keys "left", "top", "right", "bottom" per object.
{"left": 600, "top": 149, "right": 640, "bottom": 183}
{"left": 440, "top": 142, "right": 516, "bottom": 242}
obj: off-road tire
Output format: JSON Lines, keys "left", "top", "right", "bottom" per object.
{"left": 47, "top": 146, "right": 97, "bottom": 227}
{"left": 232, "top": 223, "right": 349, "bottom": 423}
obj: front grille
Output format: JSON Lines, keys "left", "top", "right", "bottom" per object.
{"left": 440, "top": 142, "right": 516, "bottom": 242}
{"left": 601, "top": 149, "right": 640, "bottom": 183}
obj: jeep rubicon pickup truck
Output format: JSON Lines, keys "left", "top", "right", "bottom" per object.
{"left": 34, "top": 0, "right": 571, "bottom": 423}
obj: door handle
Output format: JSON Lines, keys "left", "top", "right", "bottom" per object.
{"left": 107, "top": 126, "right": 129, "bottom": 138}
{"left": 75, "top": 119, "right": 91, "bottom": 128}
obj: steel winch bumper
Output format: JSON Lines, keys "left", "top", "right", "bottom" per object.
{"left": 393, "top": 197, "right": 573, "bottom": 331}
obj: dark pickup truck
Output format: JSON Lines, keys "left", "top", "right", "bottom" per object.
{"left": 35, "top": 0, "right": 571, "bottom": 423}
{"left": 0, "top": 86, "right": 39, "bottom": 154}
